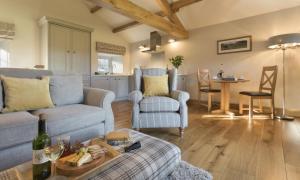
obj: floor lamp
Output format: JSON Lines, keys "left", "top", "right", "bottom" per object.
{"left": 268, "top": 33, "right": 300, "bottom": 120}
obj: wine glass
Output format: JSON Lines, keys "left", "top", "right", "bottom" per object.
{"left": 44, "top": 138, "right": 65, "bottom": 178}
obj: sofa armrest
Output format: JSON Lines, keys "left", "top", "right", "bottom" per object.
{"left": 128, "top": 90, "right": 143, "bottom": 104}
{"left": 171, "top": 90, "right": 190, "bottom": 103}
{"left": 83, "top": 87, "right": 115, "bottom": 133}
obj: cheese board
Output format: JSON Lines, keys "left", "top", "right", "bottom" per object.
{"left": 56, "top": 138, "right": 121, "bottom": 178}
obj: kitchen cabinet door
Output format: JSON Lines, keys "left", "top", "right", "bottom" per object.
{"left": 91, "top": 77, "right": 110, "bottom": 90}
{"left": 116, "top": 77, "right": 129, "bottom": 99}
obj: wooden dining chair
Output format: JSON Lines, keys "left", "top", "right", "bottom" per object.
{"left": 239, "top": 65, "right": 278, "bottom": 119}
{"left": 197, "top": 68, "right": 221, "bottom": 112}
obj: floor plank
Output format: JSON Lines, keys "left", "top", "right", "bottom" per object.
{"left": 112, "top": 101, "right": 300, "bottom": 180}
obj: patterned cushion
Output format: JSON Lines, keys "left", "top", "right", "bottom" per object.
{"left": 140, "top": 96, "right": 179, "bottom": 112}
{"left": 142, "top": 68, "right": 167, "bottom": 76}
{"left": 240, "top": 91, "right": 272, "bottom": 96}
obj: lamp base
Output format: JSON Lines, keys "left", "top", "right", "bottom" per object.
{"left": 275, "top": 115, "right": 295, "bottom": 121}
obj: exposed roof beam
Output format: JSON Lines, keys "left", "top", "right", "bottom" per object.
{"left": 171, "top": 0, "right": 203, "bottom": 12}
{"left": 90, "top": 6, "right": 102, "bottom": 13}
{"left": 112, "top": 11, "right": 165, "bottom": 33}
{"left": 112, "top": 0, "right": 202, "bottom": 33}
{"left": 90, "top": 0, "right": 188, "bottom": 38}
{"left": 112, "top": 21, "right": 140, "bottom": 33}
{"left": 155, "top": 0, "right": 185, "bottom": 29}
{"left": 156, "top": 0, "right": 172, "bottom": 17}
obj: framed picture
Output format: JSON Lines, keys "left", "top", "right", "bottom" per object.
{"left": 217, "top": 36, "right": 252, "bottom": 54}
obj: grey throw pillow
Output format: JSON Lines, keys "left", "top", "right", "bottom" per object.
{"left": 49, "top": 75, "right": 84, "bottom": 106}
{"left": 0, "top": 80, "right": 3, "bottom": 111}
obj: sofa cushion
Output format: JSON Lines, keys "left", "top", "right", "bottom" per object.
{"left": 140, "top": 96, "right": 180, "bottom": 112}
{"left": 1, "top": 76, "right": 54, "bottom": 113}
{"left": 0, "top": 80, "right": 3, "bottom": 111}
{"left": 0, "top": 112, "right": 38, "bottom": 149}
{"left": 50, "top": 75, "right": 83, "bottom": 106}
{"left": 31, "top": 104, "right": 106, "bottom": 136}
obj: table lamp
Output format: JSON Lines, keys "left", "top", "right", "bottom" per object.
{"left": 268, "top": 33, "right": 300, "bottom": 120}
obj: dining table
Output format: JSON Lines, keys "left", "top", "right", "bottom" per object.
{"left": 211, "top": 79, "right": 249, "bottom": 115}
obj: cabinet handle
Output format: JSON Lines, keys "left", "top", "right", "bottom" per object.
{"left": 73, "top": 51, "right": 76, "bottom": 53}
{"left": 67, "top": 50, "right": 70, "bottom": 53}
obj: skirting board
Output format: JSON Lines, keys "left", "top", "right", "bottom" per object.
{"left": 188, "top": 100, "right": 300, "bottom": 118}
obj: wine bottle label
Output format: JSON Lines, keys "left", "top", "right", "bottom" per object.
{"left": 32, "top": 149, "right": 48, "bottom": 164}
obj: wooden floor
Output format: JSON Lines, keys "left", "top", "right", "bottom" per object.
{"left": 112, "top": 101, "right": 300, "bottom": 180}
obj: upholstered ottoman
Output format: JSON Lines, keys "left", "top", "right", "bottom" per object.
{"left": 91, "top": 129, "right": 181, "bottom": 180}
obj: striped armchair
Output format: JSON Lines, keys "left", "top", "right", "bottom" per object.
{"left": 129, "top": 68, "right": 190, "bottom": 137}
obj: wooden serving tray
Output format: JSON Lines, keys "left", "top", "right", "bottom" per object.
{"left": 57, "top": 154, "right": 106, "bottom": 176}
{"left": 56, "top": 138, "right": 121, "bottom": 179}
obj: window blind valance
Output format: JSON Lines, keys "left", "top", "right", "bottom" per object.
{"left": 0, "top": 21, "right": 15, "bottom": 39}
{"left": 96, "top": 41, "right": 126, "bottom": 55}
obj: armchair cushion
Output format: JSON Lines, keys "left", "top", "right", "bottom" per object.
{"left": 140, "top": 96, "right": 179, "bottom": 112}
{"left": 143, "top": 75, "right": 169, "bottom": 96}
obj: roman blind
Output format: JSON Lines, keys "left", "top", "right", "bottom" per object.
{"left": 0, "top": 21, "right": 15, "bottom": 39}
{"left": 96, "top": 41, "right": 126, "bottom": 55}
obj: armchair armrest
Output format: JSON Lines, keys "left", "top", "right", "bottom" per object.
{"left": 128, "top": 90, "right": 143, "bottom": 129}
{"left": 83, "top": 87, "right": 115, "bottom": 133}
{"left": 171, "top": 90, "right": 190, "bottom": 103}
{"left": 171, "top": 90, "right": 189, "bottom": 129}
{"left": 128, "top": 90, "right": 143, "bottom": 104}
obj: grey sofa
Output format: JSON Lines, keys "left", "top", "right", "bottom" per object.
{"left": 0, "top": 68, "right": 115, "bottom": 170}
{"left": 129, "top": 68, "right": 190, "bottom": 137}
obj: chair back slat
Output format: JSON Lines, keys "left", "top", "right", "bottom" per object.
{"left": 197, "top": 68, "right": 211, "bottom": 89}
{"left": 259, "top": 65, "right": 278, "bottom": 95}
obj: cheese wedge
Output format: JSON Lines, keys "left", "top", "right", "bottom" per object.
{"left": 77, "top": 153, "right": 93, "bottom": 167}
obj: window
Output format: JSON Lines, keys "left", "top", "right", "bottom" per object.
{"left": 97, "top": 53, "right": 124, "bottom": 74}
{"left": 0, "top": 39, "right": 10, "bottom": 67}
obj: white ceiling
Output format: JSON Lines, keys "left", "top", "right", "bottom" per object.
{"left": 91, "top": 0, "right": 300, "bottom": 43}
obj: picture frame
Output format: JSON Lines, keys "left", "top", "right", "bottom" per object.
{"left": 217, "top": 36, "right": 252, "bottom": 54}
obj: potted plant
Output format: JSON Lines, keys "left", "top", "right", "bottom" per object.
{"left": 169, "top": 55, "right": 184, "bottom": 69}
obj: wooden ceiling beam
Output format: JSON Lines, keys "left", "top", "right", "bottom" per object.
{"left": 90, "top": 0, "right": 188, "bottom": 38}
{"left": 156, "top": 0, "right": 172, "bottom": 17}
{"left": 112, "top": 11, "right": 165, "bottom": 33}
{"left": 90, "top": 6, "right": 102, "bottom": 13}
{"left": 155, "top": 0, "right": 185, "bottom": 30}
{"left": 171, "top": 0, "right": 203, "bottom": 12}
{"left": 111, "top": 0, "right": 202, "bottom": 33}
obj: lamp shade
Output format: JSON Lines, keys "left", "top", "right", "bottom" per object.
{"left": 268, "top": 33, "right": 300, "bottom": 49}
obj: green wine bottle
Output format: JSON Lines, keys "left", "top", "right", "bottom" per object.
{"left": 32, "top": 114, "right": 51, "bottom": 180}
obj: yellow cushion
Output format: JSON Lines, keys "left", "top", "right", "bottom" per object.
{"left": 143, "top": 75, "right": 169, "bottom": 96}
{"left": 1, "top": 76, "right": 54, "bottom": 112}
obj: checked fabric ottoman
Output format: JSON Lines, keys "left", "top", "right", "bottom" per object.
{"left": 91, "top": 129, "right": 181, "bottom": 180}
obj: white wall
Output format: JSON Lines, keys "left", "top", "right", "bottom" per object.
{"left": 130, "top": 6, "right": 300, "bottom": 111}
{"left": 0, "top": 0, "right": 130, "bottom": 74}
